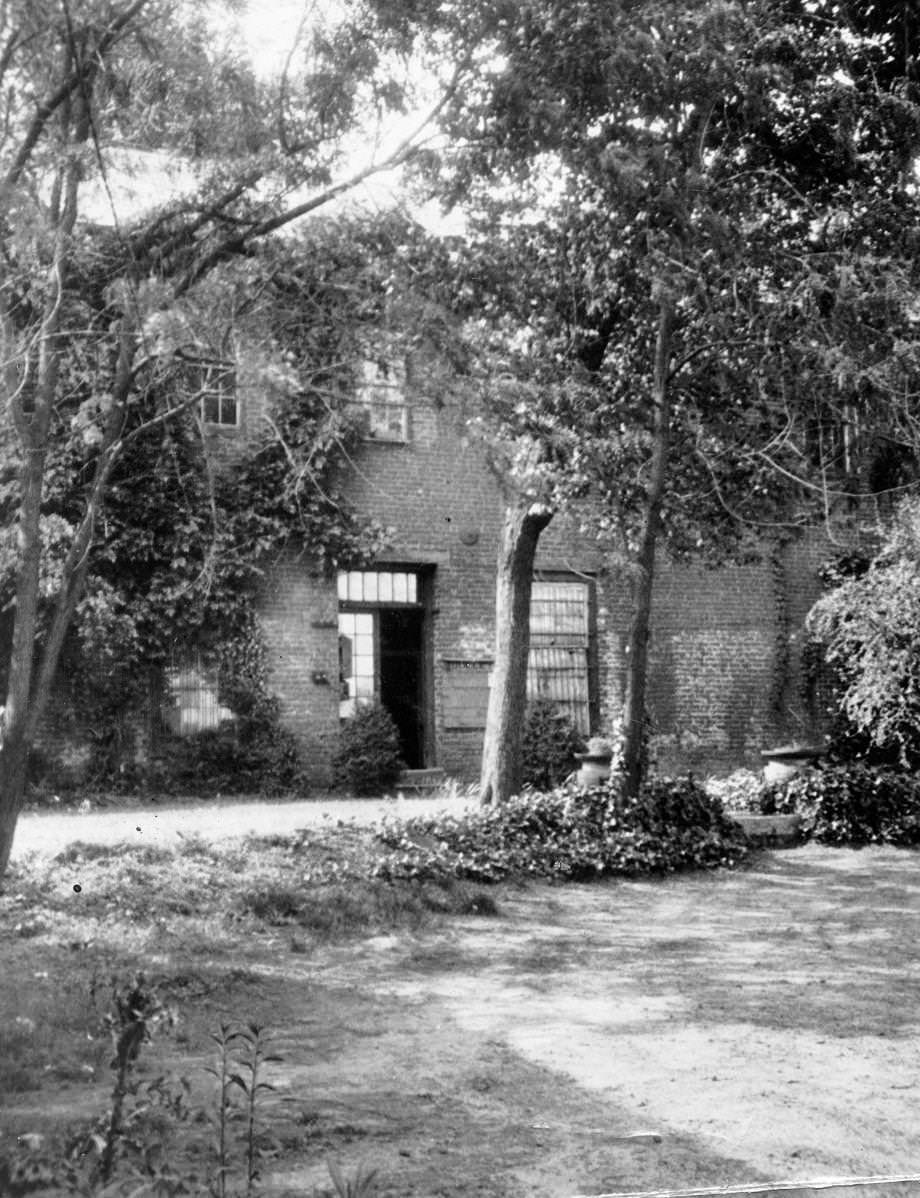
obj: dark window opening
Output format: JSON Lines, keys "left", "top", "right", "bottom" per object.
{"left": 337, "top": 569, "right": 429, "bottom": 769}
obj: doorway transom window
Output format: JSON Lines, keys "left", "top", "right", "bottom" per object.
{"left": 338, "top": 569, "right": 418, "bottom": 605}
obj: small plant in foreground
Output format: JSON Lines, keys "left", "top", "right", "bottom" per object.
{"left": 2, "top": 981, "right": 383, "bottom": 1198}
{"left": 325, "top": 1159, "right": 379, "bottom": 1198}
{"left": 3, "top": 974, "right": 188, "bottom": 1196}
{"left": 206, "top": 1022, "right": 282, "bottom": 1198}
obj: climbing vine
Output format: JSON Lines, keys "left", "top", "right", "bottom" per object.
{"left": 1, "top": 217, "right": 440, "bottom": 789}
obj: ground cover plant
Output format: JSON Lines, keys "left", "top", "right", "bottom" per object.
{"left": 764, "top": 763, "right": 920, "bottom": 847}
{"left": 704, "top": 769, "right": 765, "bottom": 814}
{"left": 376, "top": 775, "right": 748, "bottom": 883}
{"left": 0, "top": 827, "right": 499, "bottom": 1196}
{"left": 5, "top": 824, "right": 920, "bottom": 1195}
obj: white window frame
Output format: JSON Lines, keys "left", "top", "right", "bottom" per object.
{"left": 356, "top": 358, "right": 408, "bottom": 442}
{"left": 198, "top": 360, "right": 239, "bottom": 427}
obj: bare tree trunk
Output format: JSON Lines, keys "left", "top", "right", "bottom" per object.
{"left": 479, "top": 501, "right": 554, "bottom": 806}
{"left": 620, "top": 298, "right": 674, "bottom": 800}
{"left": 0, "top": 131, "right": 83, "bottom": 874}
{"left": 0, "top": 318, "right": 57, "bottom": 877}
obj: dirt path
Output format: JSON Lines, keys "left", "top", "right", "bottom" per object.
{"left": 10, "top": 793, "right": 474, "bottom": 860}
{"left": 5, "top": 844, "right": 920, "bottom": 1196}
{"left": 260, "top": 845, "right": 920, "bottom": 1194}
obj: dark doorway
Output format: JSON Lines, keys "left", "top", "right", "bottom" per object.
{"left": 379, "top": 608, "right": 424, "bottom": 768}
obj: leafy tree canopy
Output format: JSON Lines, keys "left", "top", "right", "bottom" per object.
{"left": 388, "top": 0, "right": 920, "bottom": 548}
{"left": 809, "top": 497, "right": 920, "bottom": 767}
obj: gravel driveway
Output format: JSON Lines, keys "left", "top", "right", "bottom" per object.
{"left": 10, "top": 793, "right": 476, "bottom": 861}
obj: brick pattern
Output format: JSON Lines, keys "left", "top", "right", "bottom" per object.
{"left": 34, "top": 342, "right": 856, "bottom": 787}
{"left": 256, "top": 361, "right": 843, "bottom": 784}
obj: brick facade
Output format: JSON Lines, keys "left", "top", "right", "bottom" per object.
{"left": 253, "top": 355, "right": 838, "bottom": 785}
{"left": 34, "top": 338, "right": 845, "bottom": 788}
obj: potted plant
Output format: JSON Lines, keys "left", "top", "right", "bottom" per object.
{"left": 575, "top": 736, "right": 615, "bottom": 787}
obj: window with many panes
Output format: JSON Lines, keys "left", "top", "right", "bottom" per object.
{"left": 161, "top": 650, "right": 234, "bottom": 735}
{"left": 355, "top": 358, "right": 408, "bottom": 442}
{"left": 197, "top": 360, "right": 238, "bottom": 426}
{"left": 337, "top": 570, "right": 421, "bottom": 718}
{"left": 528, "top": 578, "right": 591, "bottom": 734}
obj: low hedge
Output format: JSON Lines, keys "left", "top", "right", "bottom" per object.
{"left": 765, "top": 763, "right": 920, "bottom": 847}
{"left": 376, "top": 774, "right": 748, "bottom": 883}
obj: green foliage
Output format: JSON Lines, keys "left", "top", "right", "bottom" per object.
{"left": 0, "top": 968, "right": 388, "bottom": 1198}
{"left": 765, "top": 764, "right": 920, "bottom": 847}
{"left": 1, "top": 214, "right": 414, "bottom": 790}
{"left": 376, "top": 775, "right": 747, "bottom": 884}
{"left": 206, "top": 1022, "right": 282, "bottom": 1198}
{"left": 520, "top": 701, "right": 585, "bottom": 791}
{"left": 808, "top": 499, "right": 920, "bottom": 769}
{"left": 166, "top": 701, "right": 301, "bottom": 798}
{"left": 332, "top": 704, "right": 404, "bottom": 796}
{"left": 237, "top": 875, "right": 496, "bottom": 938}
{"left": 704, "top": 769, "right": 766, "bottom": 814}
{"left": 327, "top": 1159, "right": 380, "bottom": 1198}
{"left": 0, "top": 974, "right": 190, "bottom": 1196}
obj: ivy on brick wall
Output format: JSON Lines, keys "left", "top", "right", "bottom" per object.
{"left": 0, "top": 217, "right": 444, "bottom": 787}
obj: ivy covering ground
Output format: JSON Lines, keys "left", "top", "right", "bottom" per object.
{"left": 376, "top": 775, "right": 748, "bottom": 884}
{"left": 766, "top": 764, "right": 920, "bottom": 848}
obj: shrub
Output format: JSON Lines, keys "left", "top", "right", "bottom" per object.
{"left": 766, "top": 763, "right": 920, "bottom": 846}
{"left": 807, "top": 499, "right": 920, "bottom": 769}
{"left": 520, "top": 701, "right": 585, "bottom": 791}
{"left": 376, "top": 774, "right": 747, "bottom": 884}
{"left": 332, "top": 703, "right": 404, "bottom": 795}
{"left": 704, "top": 768, "right": 765, "bottom": 813}
{"left": 167, "top": 696, "right": 302, "bottom": 795}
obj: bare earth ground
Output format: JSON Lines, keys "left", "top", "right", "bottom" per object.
{"left": 4, "top": 827, "right": 920, "bottom": 1196}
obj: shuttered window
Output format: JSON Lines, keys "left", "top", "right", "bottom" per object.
{"left": 528, "top": 579, "right": 591, "bottom": 734}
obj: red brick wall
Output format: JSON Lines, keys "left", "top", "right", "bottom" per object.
{"left": 33, "top": 342, "right": 854, "bottom": 789}
{"left": 256, "top": 352, "right": 859, "bottom": 786}
{"left": 258, "top": 372, "right": 612, "bottom": 784}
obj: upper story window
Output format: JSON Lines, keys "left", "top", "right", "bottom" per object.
{"left": 356, "top": 358, "right": 408, "bottom": 442}
{"left": 197, "top": 360, "right": 238, "bottom": 427}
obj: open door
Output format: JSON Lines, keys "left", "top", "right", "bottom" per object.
{"left": 337, "top": 569, "right": 431, "bottom": 769}
{"left": 378, "top": 608, "right": 424, "bottom": 768}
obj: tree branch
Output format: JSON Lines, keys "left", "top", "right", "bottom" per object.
{"left": 177, "top": 63, "right": 468, "bottom": 291}
{"left": 2, "top": 0, "right": 149, "bottom": 193}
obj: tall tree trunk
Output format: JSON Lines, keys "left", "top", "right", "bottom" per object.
{"left": 0, "top": 137, "right": 83, "bottom": 876}
{"left": 0, "top": 324, "right": 56, "bottom": 877}
{"left": 0, "top": 314, "right": 133, "bottom": 877}
{"left": 479, "top": 501, "right": 554, "bottom": 806}
{"left": 620, "top": 298, "right": 675, "bottom": 800}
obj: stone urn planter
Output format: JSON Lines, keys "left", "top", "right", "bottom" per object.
{"left": 574, "top": 737, "right": 615, "bottom": 787}
{"left": 760, "top": 742, "right": 825, "bottom": 786}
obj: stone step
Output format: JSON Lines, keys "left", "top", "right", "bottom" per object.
{"left": 397, "top": 768, "right": 447, "bottom": 793}
{"left": 731, "top": 812, "right": 802, "bottom": 846}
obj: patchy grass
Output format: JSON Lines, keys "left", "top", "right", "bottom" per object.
{"left": 0, "top": 826, "right": 497, "bottom": 1108}
{"left": 8, "top": 819, "right": 920, "bottom": 1197}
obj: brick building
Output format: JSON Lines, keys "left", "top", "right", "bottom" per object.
{"left": 34, "top": 328, "right": 842, "bottom": 789}
{"left": 199, "top": 338, "right": 836, "bottom": 787}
